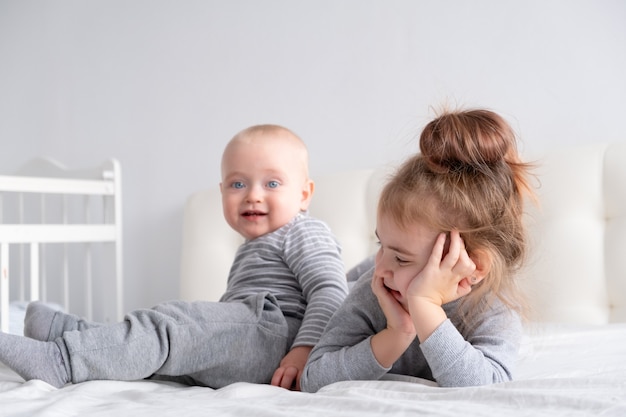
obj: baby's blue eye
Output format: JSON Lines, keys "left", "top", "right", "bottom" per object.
{"left": 267, "top": 181, "right": 279, "bottom": 189}
{"left": 231, "top": 181, "right": 245, "bottom": 189}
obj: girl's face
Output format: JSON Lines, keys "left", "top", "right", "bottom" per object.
{"left": 374, "top": 211, "right": 441, "bottom": 310}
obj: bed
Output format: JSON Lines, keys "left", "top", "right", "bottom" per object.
{"left": 1, "top": 144, "right": 626, "bottom": 416}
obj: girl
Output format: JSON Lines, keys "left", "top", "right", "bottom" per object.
{"left": 301, "top": 108, "right": 534, "bottom": 392}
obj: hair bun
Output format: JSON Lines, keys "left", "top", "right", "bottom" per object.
{"left": 419, "top": 109, "right": 516, "bottom": 174}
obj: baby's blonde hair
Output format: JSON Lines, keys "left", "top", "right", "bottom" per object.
{"left": 378, "top": 109, "right": 535, "bottom": 329}
{"left": 222, "top": 124, "right": 309, "bottom": 177}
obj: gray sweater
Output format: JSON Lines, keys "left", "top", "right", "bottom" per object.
{"left": 301, "top": 257, "right": 522, "bottom": 392}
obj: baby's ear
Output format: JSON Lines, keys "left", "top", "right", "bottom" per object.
{"left": 300, "top": 180, "right": 315, "bottom": 210}
{"left": 470, "top": 249, "right": 492, "bottom": 284}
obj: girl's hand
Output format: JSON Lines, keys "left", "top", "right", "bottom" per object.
{"left": 370, "top": 273, "right": 417, "bottom": 367}
{"left": 407, "top": 230, "right": 477, "bottom": 306}
{"left": 371, "top": 273, "right": 416, "bottom": 336}
{"left": 406, "top": 231, "right": 477, "bottom": 342}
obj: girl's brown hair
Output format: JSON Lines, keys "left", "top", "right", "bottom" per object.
{"left": 378, "top": 109, "right": 535, "bottom": 329}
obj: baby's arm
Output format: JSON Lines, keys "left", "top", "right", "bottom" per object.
{"left": 274, "top": 217, "right": 349, "bottom": 390}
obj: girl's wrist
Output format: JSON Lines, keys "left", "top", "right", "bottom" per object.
{"left": 385, "top": 325, "right": 417, "bottom": 342}
{"left": 371, "top": 328, "right": 416, "bottom": 368}
{"left": 407, "top": 298, "right": 447, "bottom": 342}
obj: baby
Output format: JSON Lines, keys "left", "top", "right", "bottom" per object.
{"left": 0, "top": 124, "right": 349, "bottom": 391}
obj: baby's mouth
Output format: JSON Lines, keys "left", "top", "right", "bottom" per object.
{"left": 242, "top": 210, "right": 267, "bottom": 218}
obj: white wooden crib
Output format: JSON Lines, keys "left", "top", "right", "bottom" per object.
{"left": 0, "top": 158, "right": 123, "bottom": 333}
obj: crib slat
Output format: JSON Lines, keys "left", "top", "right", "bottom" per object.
{"left": 0, "top": 175, "right": 115, "bottom": 195}
{"left": 0, "top": 224, "right": 117, "bottom": 243}
{"left": 19, "top": 193, "right": 25, "bottom": 301}
{"left": 1, "top": 243, "right": 8, "bottom": 333}
{"left": 63, "top": 243, "right": 69, "bottom": 316}
{"left": 84, "top": 196, "right": 93, "bottom": 321}
{"left": 30, "top": 243, "right": 39, "bottom": 302}
{"left": 85, "top": 243, "right": 93, "bottom": 321}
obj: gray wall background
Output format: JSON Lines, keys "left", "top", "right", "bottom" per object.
{"left": 1, "top": 0, "right": 625, "bottom": 312}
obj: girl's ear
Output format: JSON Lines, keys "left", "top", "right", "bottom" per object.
{"left": 469, "top": 249, "right": 492, "bottom": 284}
{"left": 300, "top": 179, "right": 315, "bottom": 211}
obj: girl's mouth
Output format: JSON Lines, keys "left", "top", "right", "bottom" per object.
{"left": 384, "top": 283, "right": 403, "bottom": 301}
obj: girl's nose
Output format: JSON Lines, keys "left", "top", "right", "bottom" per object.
{"left": 374, "top": 248, "right": 390, "bottom": 278}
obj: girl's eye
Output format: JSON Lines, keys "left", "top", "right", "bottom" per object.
{"left": 395, "top": 256, "right": 409, "bottom": 265}
{"left": 231, "top": 181, "right": 245, "bottom": 189}
{"left": 267, "top": 181, "right": 280, "bottom": 189}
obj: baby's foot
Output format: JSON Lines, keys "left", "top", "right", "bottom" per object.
{"left": 24, "top": 301, "right": 60, "bottom": 341}
{"left": 0, "top": 332, "right": 70, "bottom": 388}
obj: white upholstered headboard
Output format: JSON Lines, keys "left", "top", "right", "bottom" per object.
{"left": 180, "top": 143, "right": 626, "bottom": 324}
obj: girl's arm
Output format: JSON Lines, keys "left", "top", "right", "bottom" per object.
{"left": 369, "top": 273, "right": 417, "bottom": 367}
{"left": 420, "top": 302, "right": 523, "bottom": 386}
{"left": 405, "top": 231, "right": 521, "bottom": 386}
{"left": 368, "top": 231, "right": 475, "bottom": 369}
{"left": 406, "top": 231, "right": 476, "bottom": 343}
{"left": 300, "top": 270, "right": 391, "bottom": 393}
{"left": 301, "top": 247, "right": 522, "bottom": 391}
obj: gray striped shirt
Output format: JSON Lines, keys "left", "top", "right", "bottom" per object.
{"left": 220, "top": 212, "right": 348, "bottom": 347}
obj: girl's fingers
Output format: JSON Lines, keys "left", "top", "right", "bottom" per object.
{"left": 428, "top": 233, "right": 447, "bottom": 266}
{"left": 440, "top": 231, "right": 476, "bottom": 279}
{"left": 371, "top": 274, "right": 384, "bottom": 293}
{"left": 371, "top": 274, "right": 393, "bottom": 304}
{"left": 456, "top": 249, "right": 476, "bottom": 276}
{"left": 440, "top": 230, "right": 461, "bottom": 269}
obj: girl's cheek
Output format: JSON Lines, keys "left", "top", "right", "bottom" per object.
{"left": 401, "top": 268, "right": 422, "bottom": 292}
{"left": 397, "top": 275, "right": 412, "bottom": 294}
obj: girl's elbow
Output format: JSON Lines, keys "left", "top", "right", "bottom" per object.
{"left": 299, "top": 369, "right": 321, "bottom": 393}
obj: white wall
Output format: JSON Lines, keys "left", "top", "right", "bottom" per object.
{"left": 1, "top": 0, "right": 625, "bottom": 312}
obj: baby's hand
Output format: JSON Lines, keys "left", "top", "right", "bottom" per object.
{"left": 270, "top": 345, "right": 312, "bottom": 391}
{"left": 407, "top": 231, "right": 476, "bottom": 306}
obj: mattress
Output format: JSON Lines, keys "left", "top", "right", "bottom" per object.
{"left": 1, "top": 323, "right": 625, "bottom": 416}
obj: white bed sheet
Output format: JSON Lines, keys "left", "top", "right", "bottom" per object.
{"left": 1, "top": 323, "right": 625, "bottom": 417}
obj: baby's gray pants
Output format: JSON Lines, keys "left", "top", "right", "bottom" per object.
{"left": 55, "top": 292, "right": 295, "bottom": 388}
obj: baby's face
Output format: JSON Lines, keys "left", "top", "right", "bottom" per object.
{"left": 220, "top": 133, "right": 312, "bottom": 240}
